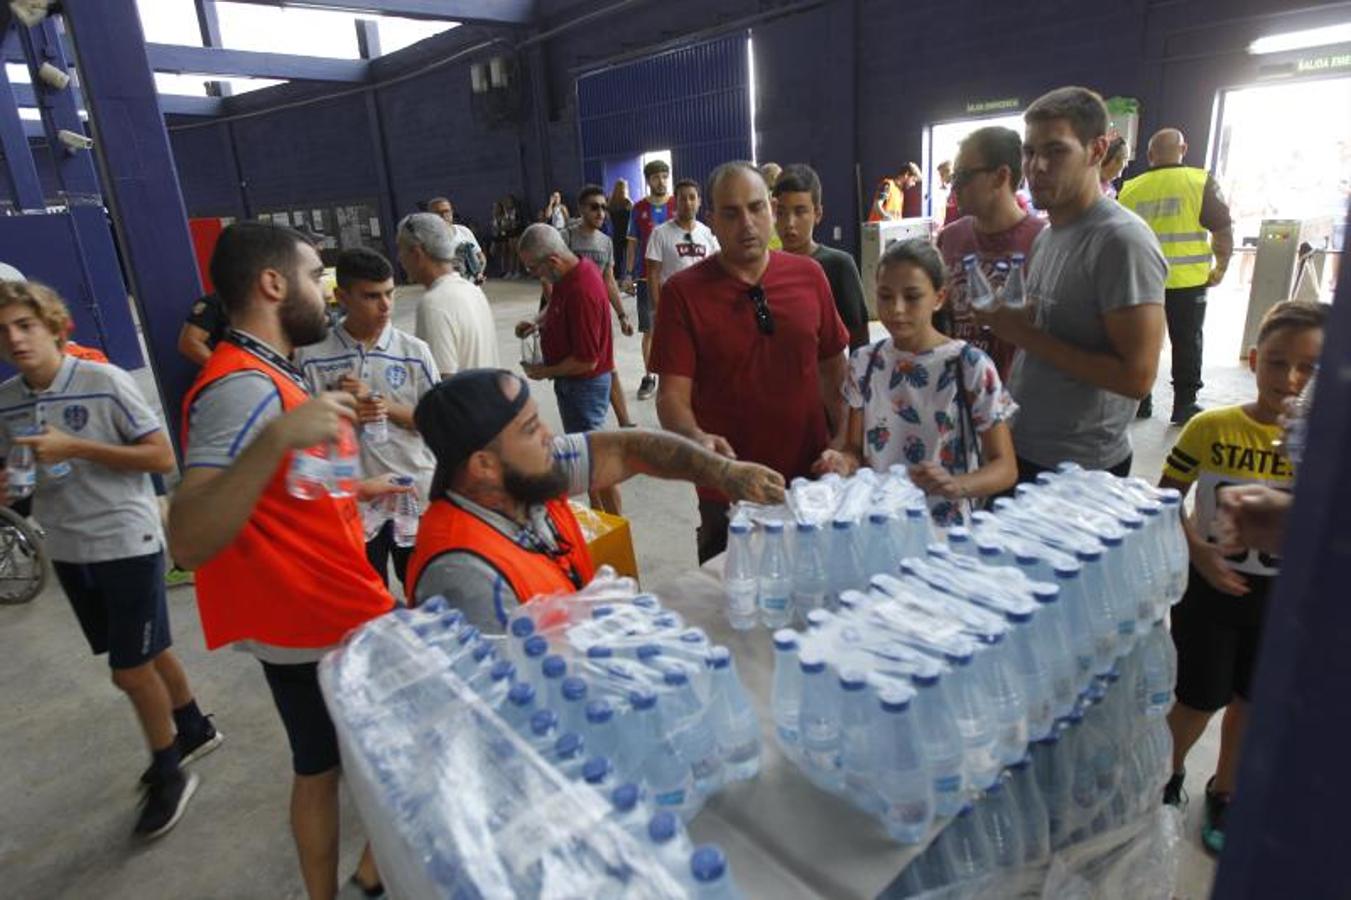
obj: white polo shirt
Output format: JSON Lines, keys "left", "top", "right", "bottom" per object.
{"left": 0, "top": 355, "right": 164, "bottom": 563}
{"left": 645, "top": 219, "right": 720, "bottom": 285}
{"left": 415, "top": 271, "right": 500, "bottom": 377}
{"left": 293, "top": 322, "right": 439, "bottom": 535}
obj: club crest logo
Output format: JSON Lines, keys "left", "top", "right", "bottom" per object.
{"left": 62, "top": 405, "right": 89, "bottom": 432}
{"left": 385, "top": 365, "right": 408, "bottom": 390}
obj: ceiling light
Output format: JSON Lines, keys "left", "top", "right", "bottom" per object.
{"left": 1249, "top": 23, "right": 1351, "bottom": 55}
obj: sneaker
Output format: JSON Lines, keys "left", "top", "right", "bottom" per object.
{"left": 1201, "top": 776, "right": 1230, "bottom": 856}
{"left": 164, "top": 566, "right": 195, "bottom": 588}
{"left": 1171, "top": 402, "right": 1203, "bottom": 425}
{"left": 1162, "top": 770, "right": 1188, "bottom": 808}
{"left": 134, "top": 770, "right": 199, "bottom": 839}
{"left": 636, "top": 375, "right": 657, "bottom": 401}
{"left": 138, "top": 716, "right": 224, "bottom": 789}
{"left": 1136, "top": 395, "right": 1153, "bottom": 419}
{"left": 337, "top": 876, "right": 386, "bottom": 899}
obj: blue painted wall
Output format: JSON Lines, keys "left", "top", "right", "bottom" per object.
{"left": 65, "top": 0, "right": 1348, "bottom": 264}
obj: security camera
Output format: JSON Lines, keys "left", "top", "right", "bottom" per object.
{"left": 37, "top": 62, "right": 70, "bottom": 91}
{"left": 9, "top": 0, "right": 54, "bottom": 27}
{"left": 57, "top": 129, "right": 92, "bottom": 152}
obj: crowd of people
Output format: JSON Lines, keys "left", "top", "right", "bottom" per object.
{"left": 0, "top": 83, "right": 1307, "bottom": 898}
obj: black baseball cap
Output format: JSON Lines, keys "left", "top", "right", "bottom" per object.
{"left": 415, "top": 369, "right": 530, "bottom": 496}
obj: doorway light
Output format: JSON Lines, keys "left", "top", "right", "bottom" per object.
{"left": 1248, "top": 23, "right": 1351, "bottom": 55}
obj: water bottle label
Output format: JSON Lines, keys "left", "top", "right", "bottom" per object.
{"left": 761, "top": 594, "right": 788, "bottom": 611}
{"left": 1149, "top": 691, "right": 1171, "bottom": 706}
{"left": 654, "top": 787, "right": 686, "bottom": 807}
{"left": 9, "top": 469, "right": 35, "bottom": 488}
{"left": 1117, "top": 621, "right": 1135, "bottom": 636}
{"left": 331, "top": 460, "right": 359, "bottom": 479}
{"left": 934, "top": 774, "right": 961, "bottom": 794}
{"left": 776, "top": 725, "right": 799, "bottom": 745}
{"left": 292, "top": 453, "right": 330, "bottom": 480}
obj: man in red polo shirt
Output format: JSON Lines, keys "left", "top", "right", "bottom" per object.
{"left": 652, "top": 161, "right": 850, "bottom": 562}
{"left": 515, "top": 223, "right": 620, "bottom": 513}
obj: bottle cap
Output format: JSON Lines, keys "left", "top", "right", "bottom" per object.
{"left": 647, "top": 811, "right": 679, "bottom": 843}
{"left": 509, "top": 617, "right": 535, "bottom": 638}
{"left": 729, "top": 520, "right": 751, "bottom": 534}
{"left": 629, "top": 689, "right": 657, "bottom": 711}
{"left": 542, "top": 655, "right": 566, "bottom": 679}
{"left": 636, "top": 643, "right": 662, "bottom": 661}
{"left": 706, "top": 646, "right": 731, "bottom": 670}
{"left": 585, "top": 699, "right": 614, "bottom": 724}
{"left": 764, "top": 520, "right": 784, "bottom": 534}
{"left": 523, "top": 635, "right": 549, "bottom": 658}
{"left": 690, "top": 845, "right": 728, "bottom": 884}
{"left": 507, "top": 682, "right": 535, "bottom": 707}
{"left": 554, "top": 732, "right": 583, "bottom": 759}
{"left": 582, "top": 755, "right": 612, "bottom": 784}
{"left": 561, "top": 676, "right": 587, "bottom": 701}
{"left": 611, "top": 783, "right": 641, "bottom": 812}
{"left": 529, "top": 709, "right": 557, "bottom": 736}
{"left": 586, "top": 646, "right": 614, "bottom": 659}
{"left": 490, "top": 660, "right": 515, "bottom": 682}
{"left": 772, "top": 629, "right": 799, "bottom": 651}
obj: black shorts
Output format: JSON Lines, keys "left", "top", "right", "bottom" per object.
{"left": 1171, "top": 566, "right": 1273, "bottom": 712}
{"left": 53, "top": 551, "right": 171, "bottom": 669}
{"left": 635, "top": 279, "right": 654, "bottom": 333}
{"left": 261, "top": 661, "right": 341, "bottom": 776}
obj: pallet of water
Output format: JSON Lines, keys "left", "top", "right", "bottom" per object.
{"left": 320, "top": 570, "right": 755, "bottom": 899}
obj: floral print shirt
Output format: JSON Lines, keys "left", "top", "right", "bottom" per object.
{"left": 843, "top": 338, "right": 1017, "bottom": 526}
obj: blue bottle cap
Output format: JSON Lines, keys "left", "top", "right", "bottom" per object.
{"left": 529, "top": 709, "right": 557, "bottom": 736}
{"left": 1015, "top": 550, "right": 1040, "bottom": 566}
{"left": 1034, "top": 472, "right": 1055, "bottom": 486}
{"left": 796, "top": 521, "right": 819, "bottom": 534}
{"left": 690, "top": 845, "right": 728, "bottom": 884}
{"left": 706, "top": 646, "right": 731, "bottom": 670}
{"left": 554, "top": 732, "right": 583, "bottom": 759}
{"left": 663, "top": 669, "right": 689, "bottom": 687}
{"left": 633, "top": 594, "right": 661, "bottom": 609}
{"left": 831, "top": 518, "right": 853, "bottom": 530}
{"left": 729, "top": 520, "right": 751, "bottom": 534}
{"left": 582, "top": 755, "right": 612, "bottom": 784}
{"left": 508, "top": 682, "right": 535, "bottom": 707}
{"left": 880, "top": 693, "right": 911, "bottom": 713}
{"left": 948, "top": 526, "right": 971, "bottom": 544}
{"left": 805, "top": 609, "right": 831, "bottom": 629}
{"left": 586, "top": 645, "right": 614, "bottom": 659}
{"left": 905, "top": 504, "right": 927, "bottom": 519}
{"left": 869, "top": 511, "right": 891, "bottom": 525}
{"left": 629, "top": 689, "right": 657, "bottom": 711}
{"left": 636, "top": 643, "right": 662, "bottom": 661}
{"left": 457, "top": 625, "right": 481, "bottom": 645}
{"left": 1053, "top": 560, "right": 1082, "bottom": 578}
{"left": 680, "top": 628, "right": 707, "bottom": 645}
{"left": 561, "top": 676, "right": 588, "bottom": 701}
{"left": 798, "top": 653, "right": 825, "bottom": 674}
{"left": 977, "top": 540, "right": 1003, "bottom": 558}
{"left": 986, "top": 780, "right": 1005, "bottom": 796}
{"left": 1099, "top": 531, "right": 1123, "bottom": 547}
{"left": 647, "top": 810, "right": 679, "bottom": 843}
{"left": 839, "top": 668, "right": 867, "bottom": 691}
{"left": 911, "top": 670, "right": 939, "bottom": 688}
{"left": 1075, "top": 545, "right": 1102, "bottom": 562}
{"left": 472, "top": 641, "right": 495, "bottom": 663}
{"left": 956, "top": 803, "right": 975, "bottom": 817}
{"left": 592, "top": 604, "right": 614, "bottom": 620}
{"left": 542, "top": 655, "right": 566, "bottom": 679}
{"left": 585, "top": 699, "right": 614, "bottom": 724}
{"left": 523, "top": 635, "right": 549, "bottom": 658}
{"left": 926, "top": 543, "right": 951, "bottom": 558}
{"left": 764, "top": 520, "right": 784, "bottom": 534}
{"left": 509, "top": 617, "right": 535, "bottom": 638}
{"left": 1006, "top": 609, "right": 1033, "bottom": 624}
{"left": 1032, "top": 583, "right": 1059, "bottom": 604}
{"left": 772, "top": 629, "right": 799, "bottom": 651}
{"left": 653, "top": 614, "right": 679, "bottom": 629}
{"left": 611, "top": 782, "right": 641, "bottom": 812}
{"left": 490, "top": 660, "right": 515, "bottom": 682}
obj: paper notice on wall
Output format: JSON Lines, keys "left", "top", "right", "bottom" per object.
{"left": 312, "top": 209, "right": 325, "bottom": 228}
{"left": 369, "top": 218, "right": 381, "bottom": 238}
{"left": 274, "top": 211, "right": 290, "bottom": 226}
{"left": 293, "top": 210, "right": 309, "bottom": 229}
{"left": 258, "top": 213, "right": 272, "bottom": 224}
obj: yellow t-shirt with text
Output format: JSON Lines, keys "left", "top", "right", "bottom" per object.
{"left": 1162, "top": 405, "right": 1291, "bottom": 577}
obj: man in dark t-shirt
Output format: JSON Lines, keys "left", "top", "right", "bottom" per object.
{"left": 772, "top": 164, "right": 870, "bottom": 350}
{"left": 177, "top": 293, "right": 228, "bottom": 366}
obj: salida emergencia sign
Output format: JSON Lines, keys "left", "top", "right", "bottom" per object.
{"left": 966, "top": 97, "right": 1020, "bottom": 114}
{"left": 1296, "top": 51, "right": 1351, "bottom": 73}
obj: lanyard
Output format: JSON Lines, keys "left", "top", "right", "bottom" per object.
{"left": 226, "top": 330, "right": 311, "bottom": 394}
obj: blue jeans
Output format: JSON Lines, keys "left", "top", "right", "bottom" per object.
{"left": 555, "top": 371, "right": 613, "bottom": 433}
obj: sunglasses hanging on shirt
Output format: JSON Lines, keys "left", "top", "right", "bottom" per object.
{"left": 747, "top": 285, "right": 775, "bottom": 336}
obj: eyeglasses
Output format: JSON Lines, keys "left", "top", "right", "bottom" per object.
{"left": 747, "top": 285, "right": 775, "bottom": 335}
{"left": 951, "top": 166, "right": 998, "bottom": 189}
{"left": 684, "top": 232, "right": 694, "bottom": 243}
{"left": 586, "top": 202, "right": 608, "bottom": 212}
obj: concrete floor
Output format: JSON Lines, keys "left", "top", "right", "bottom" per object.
{"left": 0, "top": 275, "right": 1257, "bottom": 898}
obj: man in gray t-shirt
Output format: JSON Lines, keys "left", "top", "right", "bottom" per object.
{"left": 978, "top": 87, "right": 1167, "bottom": 477}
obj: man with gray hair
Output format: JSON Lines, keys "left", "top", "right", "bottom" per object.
{"left": 514, "top": 223, "right": 621, "bottom": 512}
{"left": 399, "top": 212, "right": 499, "bottom": 378}
{"left": 427, "top": 196, "right": 487, "bottom": 284}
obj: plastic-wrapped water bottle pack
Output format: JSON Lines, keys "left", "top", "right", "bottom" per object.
{"left": 321, "top": 573, "right": 752, "bottom": 899}
{"left": 764, "top": 465, "right": 1184, "bottom": 892}
{"left": 724, "top": 467, "right": 934, "bottom": 630}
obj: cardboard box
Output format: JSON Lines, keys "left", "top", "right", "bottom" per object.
{"left": 569, "top": 502, "right": 639, "bottom": 584}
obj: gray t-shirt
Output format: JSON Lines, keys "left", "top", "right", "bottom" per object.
{"left": 1009, "top": 198, "right": 1167, "bottom": 469}
{"left": 563, "top": 225, "right": 615, "bottom": 274}
{"left": 413, "top": 433, "right": 593, "bottom": 633}
{"left": 0, "top": 355, "right": 165, "bottom": 563}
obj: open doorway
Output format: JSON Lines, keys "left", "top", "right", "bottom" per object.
{"left": 924, "top": 112, "right": 1025, "bottom": 223}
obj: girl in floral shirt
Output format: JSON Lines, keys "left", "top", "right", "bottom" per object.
{"left": 816, "top": 239, "right": 1018, "bottom": 525}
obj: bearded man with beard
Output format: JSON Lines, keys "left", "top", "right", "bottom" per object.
{"left": 406, "top": 369, "right": 786, "bottom": 628}
{"left": 168, "top": 222, "right": 406, "bottom": 900}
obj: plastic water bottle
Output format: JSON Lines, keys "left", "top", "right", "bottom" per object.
{"left": 559, "top": 676, "right": 589, "bottom": 734}
{"left": 287, "top": 446, "right": 331, "bottom": 500}
{"left": 976, "top": 780, "right": 1026, "bottom": 869}
{"left": 706, "top": 647, "right": 760, "bottom": 782}
{"left": 874, "top": 689, "right": 934, "bottom": 844}
{"left": 646, "top": 811, "right": 692, "bottom": 878}
{"left": 581, "top": 755, "right": 615, "bottom": 793}
{"left": 838, "top": 670, "right": 878, "bottom": 813}
{"left": 905, "top": 671, "right": 963, "bottom": 818}
{"left": 364, "top": 391, "right": 389, "bottom": 444}
{"left": 791, "top": 523, "right": 828, "bottom": 625}
{"left": 723, "top": 521, "right": 758, "bottom": 631}
{"left": 770, "top": 630, "right": 804, "bottom": 758}
{"left": 608, "top": 783, "right": 648, "bottom": 838}
{"left": 826, "top": 518, "right": 866, "bottom": 608}
{"left": 1006, "top": 757, "right": 1050, "bottom": 866}
{"left": 662, "top": 668, "right": 722, "bottom": 796}
{"left": 5, "top": 436, "right": 36, "bottom": 500}
{"left": 947, "top": 526, "right": 975, "bottom": 559}
{"left": 392, "top": 475, "right": 419, "bottom": 547}
{"left": 583, "top": 699, "right": 620, "bottom": 764}
{"left": 689, "top": 845, "right": 744, "bottom": 900}
{"left": 963, "top": 254, "right": 997, "bottom": 312}
{"left": 893, "top": 503, "right": 933, "bottom": 562}
{"left": 861, "top": 511, "right": 901, "bottom": 578}
{"left": 757, "top": 521, "right": 792, "bottom": 629}
{"left": 501, "top": 682, "right": 537, "bottom": 733}
{"left": 328, "top": 418, "right": 361, "bottom": 497}
{"left": 1002, "top": 253, "right": 1027, "bottom": 309}
{"left": 520, "top": 635, "right": 550, "bottom": 693}
{"left": 541, "top": 654, "right": 568, "bottom": 709}
{"left": 552, "top": 731, "right": 587, "bottom": 779}
{"left": 1137, "top": 620, "right": 1175, "bottom": 717}
{"left": 940, "top": 654, "right": 1001, "bottom": 792}
{"left": 798, "top": 650, "right": 842, "bottom": 789}
{"left": 632, "top": 692, "right": 693, "bottom": 813}
{"left": 526, "top": 709, "right": 559, "bottom": 755}
{"left": 937, "top": 802, "right": 994, "bottom": 882}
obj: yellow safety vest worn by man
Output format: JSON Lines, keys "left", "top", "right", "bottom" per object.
{"left": 1117, "top": 128, "right": 1233, "bottom": 426}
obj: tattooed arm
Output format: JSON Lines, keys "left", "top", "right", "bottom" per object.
{"left": 588, "top": 429, "right": 785, "bottom": 504}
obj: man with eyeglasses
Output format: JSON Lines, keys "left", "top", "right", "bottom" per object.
{"left": 400, "top": 213, "right": 499, "bottom": 379}
{"left": 976, "top": 86, "right": 1166, "bottom": 484}
{"left": 651, "top": 161, "right": 849, "bottom": 563}
{"left": 645, "top": 178, "right": 720, "bottom": 324}
{"left": 936, "top": 125, "right": 1046, "bottom": 378}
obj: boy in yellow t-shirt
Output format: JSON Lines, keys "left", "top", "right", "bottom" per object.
{"left": 1158, "top": 300, "right": 1325, "bottom": 856}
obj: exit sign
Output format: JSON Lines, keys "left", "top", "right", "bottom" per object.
{"left": 965, "top": 97, "right": 1020, "bottom": 114}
